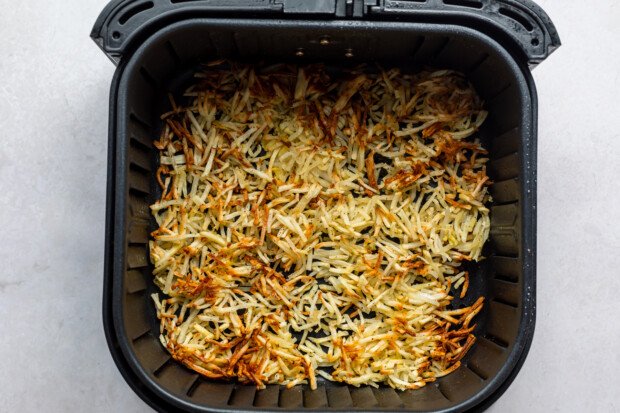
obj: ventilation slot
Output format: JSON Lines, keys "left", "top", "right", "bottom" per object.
{"left": 469, "top": 339, "right": 508, "bottom": 379}
{"left": 129, "top": 138, "right": 153, "bottom": 172}
{"left": 410, "top": 36, "right": 425, "bottom": 59}
{"left": 398, "top": 385, "right": 451, "bottom": 409}
{"left": 185, "top": 375, "right": 201, "bottom": 397}
{"left": 165, "top": 41, "right": 181, "bottom": 65}
{"left": 129, "top": 162, "right": 150, "bottom": 177}
{"left": 373, "top": 388, "right": 402, "bottom": 408}
{"left": 443, "top": 0, "right": 483, "bottom": 8}
{"left": 127, "top": 219, "right": 149, "bottom": 245}
{"left": 351, "top": 387, "right": 378, "bottom": 408}
{"left": 491, "top": 177, "right": 520, "bottom": 189}
{"left": 228, "top": 386, "right": 256, "bottom": 407}
{"left": 495, "top": 272, "right": 518, "bottom": 283}
{"left": 466, "top": 53, "right": 489, "bottom": 74}
{"left": 436, "top": 383, "right": 452, "bottom": 401}
{"left": 209, "top": 31, "right": 238, "bottom": 57}
{"left": 139, "top": 66, "right": 158, "bottom": 90}
{"left": 493, "top": 275, "right": 521, "bottom": 304}
{"left": 152, "top": 356, "right": 173, "bottom": 376}
{"left": 490, "top": 234, "right": 519, "bottom": 258}
{"left": 489, "top": 128, "right": 518, "bottom": 159}
{"left": 127, "top": 244, "right": 149, "bottom": 269}
{"left": 190, "top": 382, "right": 234, "bottom": 406}
{"left": 303, "top": 387, "right": 328, "bottom": 408}
{"left": 467, "top": 363, "right": 489, "bottom": 380}
{"left": 492, "top": 296, "right": 519, "bottom": 309}
{"left": 326, "top": 386, "right": 353, "bottom": 408}
{"left": 128, "top": 165, "right": 150, "bottom": 195}
{"left": 253, "top": 386, "right": 280, "bottom": 408}
{"left": 483, "top": 334, "right": 510, "bottom": 348}
{"left": 490, "top": 152, "right": 519, "bottom": 182}
{"left": 129, "top": 113, "right": 153, "bottom": 133}
{"left": 499, "top": 6, "right": 534, "bottom": 31}
{"left": 487, "top": 83, "right": 512, "bottom": 102}
{"left": 492, "top": 199, "right": 519, "bottom": 208}
{"left": 131, "top": 333, "right": 170, "bottom": 375}
{"left": 493, "top": 250, "right": 518, "bottom": 260}
{"left": 438, "top": 367, "right": 485, "bottom": 401}
{"left": 490, "top": 177, "right": 519, "bottom": 204}
{"left": 493, "top": 257, "right": 520, "bottom": 273}
{"left": 126, "top": 269, "right": 147, "bottom": 293}
{"left": 130, "top": 136, "right": 151, "bottom": 153}
{"left": 128, "top": 189, "right": 151, "bottom": 224}
{"left": 491, "top": 202, "right": 518, "bottom": 228}
{"left": 430, "top": 37, "right": 451, "bottom": 61}
{"left": 118, "top": 1, "right": 154, "bottom": 25}
{"left": 279, "top": 387, "right": 303, "bottom": 408}
{"left": 131, "top": 326, "right": 151, "bottom": 341}
{"left": 155, "top": 363, "right": 199, "bottom": 395}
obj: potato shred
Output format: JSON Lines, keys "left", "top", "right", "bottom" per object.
{"left": 149, "top": 62, "right": 491, "bottom": 391}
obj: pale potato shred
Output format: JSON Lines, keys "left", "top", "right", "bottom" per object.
{"left": 149, "top": 62, "right": 491, "bottom": 391}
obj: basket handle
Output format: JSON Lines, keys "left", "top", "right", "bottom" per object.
{"left": 91, "top": 0, "right": 560, "bottom": 67}
{"left": 368, "top": 0, "right": 561, "bottom": 67}
{"left": 91, "top": 0, "right": 291, "bottom": 64}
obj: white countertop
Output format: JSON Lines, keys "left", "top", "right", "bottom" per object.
{"left": 1, "top": 0, "right": 618, "bottom": 411}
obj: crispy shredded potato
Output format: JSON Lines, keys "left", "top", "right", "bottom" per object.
{"left": 149, "top": 62, "right": 491, "bottom": 391}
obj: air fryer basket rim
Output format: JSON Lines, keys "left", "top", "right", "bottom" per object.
{"left": 104, "top": 18, "right": 537, "bottom": 413}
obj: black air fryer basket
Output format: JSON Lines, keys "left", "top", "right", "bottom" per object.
{"left": 91, "top": 1, "right": 560, "bottom": 411}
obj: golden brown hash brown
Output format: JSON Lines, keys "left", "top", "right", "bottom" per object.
{"left": 149, "top": 62, "right": 491, "bottom": 390}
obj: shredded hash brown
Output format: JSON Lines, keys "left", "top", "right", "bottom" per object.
{"left": 149, "top": 62, "right": 491, "bottom": 390}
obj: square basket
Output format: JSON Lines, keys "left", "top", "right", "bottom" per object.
{"left": 91, "top": 1, "right": 560, "bottom": 411}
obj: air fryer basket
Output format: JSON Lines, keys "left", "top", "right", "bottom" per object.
{"left": 93, "top": 2, "right": 559, "bottom": 412}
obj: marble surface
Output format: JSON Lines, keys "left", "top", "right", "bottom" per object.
{"left": 0, "top": 0, "right": 618, "bottom": 411}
